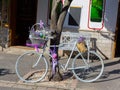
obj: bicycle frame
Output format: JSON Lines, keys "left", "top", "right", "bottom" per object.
{"left": 31, "top": 33, "right": 90, "bottom": 71}
{"left": 60, "top": 41, "right": 77, "bottom": 71}
{"left": 16, "top": 20, "right": 104, "bottom": 83}
{"left": 32, "top": 54, "right": 43, "bottom": 68}
{"left": 59, "top": 38, "right": 91, "bottom": 72}
{"left": 44, "top": 41, "right": 88, "bottom": 71}
{"left": 29, "top": 24, "right": 91, "bottom": 72}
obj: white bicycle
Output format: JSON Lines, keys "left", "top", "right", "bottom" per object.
{"left": 15, "top": 21, "right": 104, "bottom": 83}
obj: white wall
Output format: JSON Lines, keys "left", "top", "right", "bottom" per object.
{"left": 64, "top": 0, "right": 119, "bottom": 32}
{"left": 104, "top": 0, "right": 119, "bottom": 33}
{"left": 36, "top": 0, "right": 119, "bottom": 33}
{"left": 36, "top": 0, "right": 49, "bottom": 25}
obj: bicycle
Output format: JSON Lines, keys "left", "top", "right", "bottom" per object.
{"left": 15, "top": 20, "right": 104, "bottom": 83}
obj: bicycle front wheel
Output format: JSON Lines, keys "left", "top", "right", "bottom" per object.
{"left": 72, "top": 51, "right": 104, "bottom": 82}
{"left": 15, "top": 51, "right": 48, "bottom": 83}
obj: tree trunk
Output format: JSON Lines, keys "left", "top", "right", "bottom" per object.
{"left": 48, "top": 0, "right": 72, "bottom": 81}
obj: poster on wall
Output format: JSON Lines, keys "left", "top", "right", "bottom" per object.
{"left": 88, "top": 0, "right": 105, "bottom": 30}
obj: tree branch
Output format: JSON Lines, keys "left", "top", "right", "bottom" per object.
{"left": 57, "top": 0, "right": 73, "bottom": 33}
{"left": 50, "top": 0, "right": 61, "bottom": 32}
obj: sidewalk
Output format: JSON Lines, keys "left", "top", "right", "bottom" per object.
{"left": 0, "top": 46, "right": 120, "bottom": 90}
{"left": 0, "top": 46, "right": 78, "bottom": 90}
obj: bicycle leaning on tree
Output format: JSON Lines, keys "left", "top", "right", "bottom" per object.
{"left": 15, "top": 20, "right": 104, "bottom": 83}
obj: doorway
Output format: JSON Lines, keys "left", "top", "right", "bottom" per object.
{"left": 15, "top": 0, "right": 37, "bottom": 45}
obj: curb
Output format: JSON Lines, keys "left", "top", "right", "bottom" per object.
{"left": 0, "top": 79, "right": 78, "bottom": 90}
{"left": 0, "top": 46, "right": 35, "bottom": 55}
{"left": 0, "top": 46, "right": 64, "bottom": 57}
{"left": 0, "top": 80, "right": 37, "bottom": 90}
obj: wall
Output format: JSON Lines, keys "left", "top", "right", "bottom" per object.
{"left": 0, "top": 0, "right": 9, "bottom": 48}
{"left": 36, "top": 0, "right": 119, "bottom": 32}
{"left": 36, "top": 0, "right": 119, "bottom": 59}
{"left": 104, "top": 0, "right": 119, "bottom": 33}
{"left": 36, "top": 0, "right": 49, "bottom": 25}
{"left": 63, "top": 0, "right": 119, "bottom": 59}
{"left": 64, "top": 0, "right": 119, "bottom": 32}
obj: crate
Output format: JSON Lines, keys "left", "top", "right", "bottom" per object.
{"left": 59, "top": 31, "right": 91, "bottom": 51}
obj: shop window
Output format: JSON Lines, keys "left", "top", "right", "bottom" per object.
{"left": 90, "top": 0, "right": 104, "bottom": 22}
{"left": 0, "top": 0, "right": 9, "bottom": 27}
{"left": 0, "top": 0, "right": 9, "bottom": 48}
{"left": 68, "top": 7, "right": 81, "bottom": 26}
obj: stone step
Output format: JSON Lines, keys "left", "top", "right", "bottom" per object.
{"left": 0, "top": 46, "right": 34, "bottom": 55}
{"left": 0, "top": 46, "right": 63, "bottom": 56}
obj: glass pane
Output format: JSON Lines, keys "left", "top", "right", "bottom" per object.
{"left": 90, "top": 0, "right": 103, "bottom": 22}
{"left": 68, "top": 7, "right": 81, "bottom": 26}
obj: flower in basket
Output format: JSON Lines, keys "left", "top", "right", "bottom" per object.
{"left": 78, "top": 37, "right": 85, "bottom": 43}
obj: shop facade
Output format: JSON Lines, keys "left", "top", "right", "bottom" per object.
{"left": 0, "top": 0, "right": 120, "bottom": 59}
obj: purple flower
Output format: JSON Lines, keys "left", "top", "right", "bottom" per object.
{"left": 78, "top": 37, "right": 85, "bottom": 43}
{"left": 39, "top": 20, "right": 44, "bottom": 28}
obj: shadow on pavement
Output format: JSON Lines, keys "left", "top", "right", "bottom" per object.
{"left": 0, "top": 68, "right": 15, "bottom": 76}
{"left": 104, "top": 59, "right": 120, "bottom": 67}
{"left": 95, "top": 59, "right": 120, "bottom": 83}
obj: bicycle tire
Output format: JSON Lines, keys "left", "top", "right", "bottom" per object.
{"left": 72, "top": 51, "right": 104, "bottom": 82}
{"left": 15, "top": 51, "right": 48, "bottom": 83}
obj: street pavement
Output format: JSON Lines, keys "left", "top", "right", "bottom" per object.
{"left": 0, "top": 46, "right": 120, "bottom": 90}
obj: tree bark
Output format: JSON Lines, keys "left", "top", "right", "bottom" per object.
{"left": 48, "top": 0, "right": 72, "bottom": 81}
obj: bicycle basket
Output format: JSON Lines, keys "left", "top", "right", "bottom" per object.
{"left": 77, "top": 42, "right": 87, "bottom": 53}
{"left": 29, "top": 22, "right": 51, "bottom": 39}
{"left": 77, "top": 37, "right": 87, "bottom": 53}
{"left": 28, "top": 20, "right": 51, "bottom": 48}
{"left": 29, "top": 36, "right": 47, "bottom": 48}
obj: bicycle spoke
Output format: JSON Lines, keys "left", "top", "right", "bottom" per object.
{"left": 15, "top": 51, "right": 48, "bottom": 83}
{"left": 72, "top": 51, "right": 104, "bottom": 82}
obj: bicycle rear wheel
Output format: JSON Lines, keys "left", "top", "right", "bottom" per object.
{"left": 72, "top": 51, "right": 104, "bottom": 82}
{"left": 15, "top": 51, "right": 48, "bottom": 83}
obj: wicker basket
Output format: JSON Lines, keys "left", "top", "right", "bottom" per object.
{"left": 28, "top": 23, "right": 51, "bottom": 48}
{"left": 76, "top": 42, "right": 87, "bottom": 53}
{"left": 29, "top": 36, "right": 47, "bottom": 48}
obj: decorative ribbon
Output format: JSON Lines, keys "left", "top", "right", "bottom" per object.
{"left": 50, "top": 45, "right": 58, "bottom": 74}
